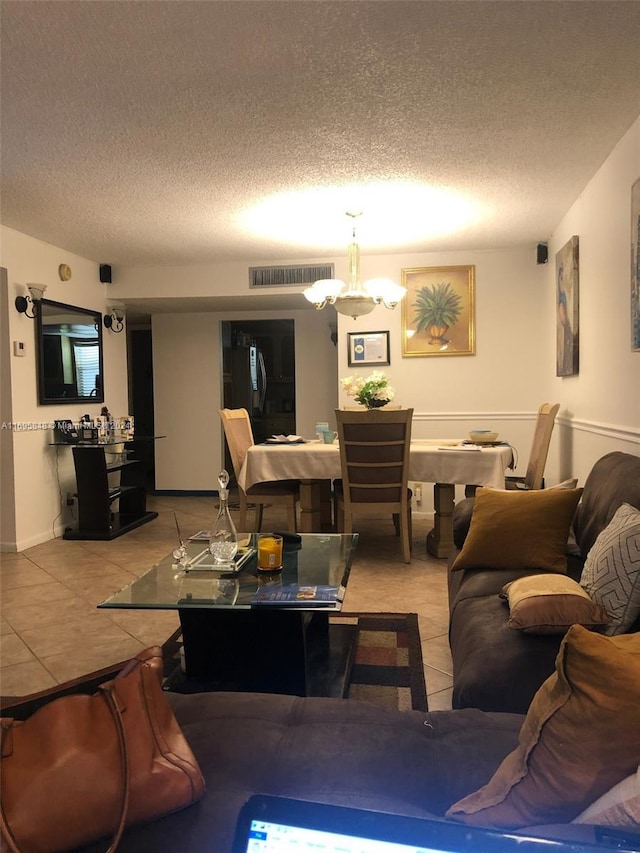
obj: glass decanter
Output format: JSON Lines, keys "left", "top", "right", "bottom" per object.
{"left": 209, "top": 469, "right": 238, "bottom": 568}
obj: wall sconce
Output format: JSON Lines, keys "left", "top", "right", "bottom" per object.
{"left": 15, "top": 284, "right": 47, "bottom": 318}
{"left": 103, "top": 306, "right": 125, "bottom": 333}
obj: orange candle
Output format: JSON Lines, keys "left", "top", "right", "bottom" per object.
{"left": 257, "top": 535, "right": 283, "bottom": 570}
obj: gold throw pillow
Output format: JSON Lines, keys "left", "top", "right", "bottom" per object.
{"left": 451, "top": 487, "right": 583, "bottom": 573}
{"left": 446, "top": 626, "right": 640, "bottom": 828}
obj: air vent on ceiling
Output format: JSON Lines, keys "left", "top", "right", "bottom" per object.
{"left": 249, "top": 264, "right": 334, "bottom": 289}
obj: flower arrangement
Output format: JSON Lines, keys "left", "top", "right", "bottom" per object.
{"left": 340, "top": 370, "right": 395, "bottom": 409}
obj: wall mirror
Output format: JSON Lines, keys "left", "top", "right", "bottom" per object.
{"left": 36, "top": 299, "right": 104, "bottom": 404}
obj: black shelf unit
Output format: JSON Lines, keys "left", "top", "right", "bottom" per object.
{"left": 63, "top": 443, "right": 158, "bottom": 540}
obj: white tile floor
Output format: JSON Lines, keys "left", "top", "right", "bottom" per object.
{"left": 0, "top": 495, "right": 453, "bottom": 710}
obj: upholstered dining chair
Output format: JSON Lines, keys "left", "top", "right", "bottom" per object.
{"left": 219, "top": 408, "right": 299, "bottom": 532}
{"left": 334, "top": 408, "right": 414, "bottom": 563}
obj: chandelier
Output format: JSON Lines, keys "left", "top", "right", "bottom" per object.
{"left": 303, "top": 213, "right": 406, "bottom": 319}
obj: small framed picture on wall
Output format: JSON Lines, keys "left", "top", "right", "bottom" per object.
{"left": 347, "top": 331, "right": 390, "bottom": 367}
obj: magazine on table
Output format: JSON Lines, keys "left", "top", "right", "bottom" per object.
{"left": 251, "top": 584, "right": 340, "bottom": 606}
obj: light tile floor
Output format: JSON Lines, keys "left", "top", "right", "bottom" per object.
{"left": 0, "top": 495, "right": 453, "bottom": 710}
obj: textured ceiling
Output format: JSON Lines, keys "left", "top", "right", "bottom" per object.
{"left": 1, "top": 0, "right": 639, "bottom": 268}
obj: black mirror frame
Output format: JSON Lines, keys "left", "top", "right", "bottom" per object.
{"left": 36, "top": 298, "right": 105, "bottom": 405}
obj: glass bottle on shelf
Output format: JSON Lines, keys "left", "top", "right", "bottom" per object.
{"left": 209, "top": 469, "right": 238, "bottom": 567}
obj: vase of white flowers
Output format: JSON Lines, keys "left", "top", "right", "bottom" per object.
{"left": 340, "top": 371, "right": 396, "bottom": 409}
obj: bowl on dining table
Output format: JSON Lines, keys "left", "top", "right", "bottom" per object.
{"left": 469, "top": 430, "right": 499, "bottom": 444}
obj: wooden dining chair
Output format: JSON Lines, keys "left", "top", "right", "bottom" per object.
{"left": 219, "top": 408, "right": 299, "bottom": 532}
{"left": 465, "top": 403, "right": 560, "bottom": 498}
{"left": 334, "top": 408, "right": 414, "bottom": 563}
{"left": 505, "top": 402, "right": 560, "bottom": 490}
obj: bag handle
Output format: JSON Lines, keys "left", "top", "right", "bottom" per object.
{"left": 0, "top": 685, "right": 131, "bottom": 853}
{"left": 101, "top": 684, "right": 131, "bottom": 853}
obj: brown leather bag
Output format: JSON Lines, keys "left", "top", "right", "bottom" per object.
{"left": 0, "top": 647, "right": 205, "bottom": 852}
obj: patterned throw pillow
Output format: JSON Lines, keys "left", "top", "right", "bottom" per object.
{"left": 573, "top": 765, "right": 640, "bottom": 827}
{"left": 580, "top": 503, "right": 640, "bottom": 635}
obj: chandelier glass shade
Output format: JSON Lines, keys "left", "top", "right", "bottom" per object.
{"left": 303, "top": 216, "right": 406, "bottom": 319}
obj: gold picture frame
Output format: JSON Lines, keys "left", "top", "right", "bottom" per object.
{"left": 401, "top": 265, "right": 475, "bottom": 357}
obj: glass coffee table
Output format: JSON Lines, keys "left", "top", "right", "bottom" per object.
{"left": 99, "top": 533, "right": 359, "bottom": 698}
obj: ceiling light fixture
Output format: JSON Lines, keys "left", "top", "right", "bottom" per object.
{"left": 303, "top": 213, "right": 406, "bottom": 319}
{"left": 15, "top": 284, "right": 47, "bottom": 318}
{"left": 103, "top": 307, "right": 125, "bottom": 333}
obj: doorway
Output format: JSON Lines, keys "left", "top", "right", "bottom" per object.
{"left": 221, "top": 319, "right": 296, "bottom": 474}
{"left": 129, "top": 329, "right": 156, "bottom": 488}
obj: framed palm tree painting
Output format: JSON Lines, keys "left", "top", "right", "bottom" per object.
{"left": 401, "top": 265, "right": 475, "bottom": 357}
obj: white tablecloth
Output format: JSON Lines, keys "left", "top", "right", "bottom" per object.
{"left": 239, "top": 440, "right": 513, "bottom": 491}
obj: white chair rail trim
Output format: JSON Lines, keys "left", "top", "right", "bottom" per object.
{"left": 556, "top": 415, "right": 640, "bottom": 445}
{"left": 411, "top": 411, "right": 540, "bottom": 423}
{"left": 410, "top": 412, "right": 638, "bottom": 445}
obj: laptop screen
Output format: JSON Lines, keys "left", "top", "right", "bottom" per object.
{"left": 232, "top": 795, "right": 636, "bottom": 853}
{"left": 243, "top": 817, "right": 462, "bottom": 852}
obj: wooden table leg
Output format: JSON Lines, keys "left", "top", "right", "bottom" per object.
{"left": 299, "top": 479, "right": 333, "bottom": 532}
{"left": 426, "top": 483, "right": 455, "bottom": 558}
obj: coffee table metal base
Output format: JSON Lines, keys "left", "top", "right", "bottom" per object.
{"left": 171, "top": 609, "right": 358, "bottom": 698}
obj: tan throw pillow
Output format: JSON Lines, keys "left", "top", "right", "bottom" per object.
{"left": 451, "top": 487, "right": 583, "bottom": 573}
{"left": 580, "top": 503, "right": 640, "bottom": 635}
{"left": 501, "top": 574, "right": 610, "bottom": 634}
{"left": 446, "top": 626, "right": 640, "bottom": 828}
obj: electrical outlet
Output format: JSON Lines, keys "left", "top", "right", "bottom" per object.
{"left": 66, "top": 493, "right": 75, "bottom": 506}
{"left": 414, "top": 482, "right": 423, "bottom": 503}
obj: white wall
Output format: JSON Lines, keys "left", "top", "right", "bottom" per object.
{"left": 0, "top": 228, "right": 129, "bottom": 550}
{"left": 336, "top": 247, "right": 548, "bottom": 419}
{"left": 544, "top": 115, "right": 640, "bottom": 485}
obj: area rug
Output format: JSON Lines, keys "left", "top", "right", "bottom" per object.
{"left": 343, "top": 612, "right": 428, "bottom": 712}
{"left": 161, "top": 611, "right": 428, "bottom": 712}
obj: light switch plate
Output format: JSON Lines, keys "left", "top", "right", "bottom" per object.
{"left": 13, "top": 340, "right": 26, "bottom": 357}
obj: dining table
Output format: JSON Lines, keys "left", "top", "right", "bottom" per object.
{"left": 238, "top": 439, "right": 514, "bottom": 558}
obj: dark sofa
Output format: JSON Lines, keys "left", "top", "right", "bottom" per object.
{"left": 5, "top": 670, "right": 637, "bottom": 851}
{"left": 447, "top": 451, "right": 640, "bottom": 714}
{"left": 79, "top": 696, "right": 525, "bottom": 852}
{"left": 72, "top": 680, "right": 640, "bottom": 851}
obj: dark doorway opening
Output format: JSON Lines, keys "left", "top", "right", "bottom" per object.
{"left": 221, "top": 320, "right": 296, "bottom": 477}
{"left": 129, "top": 329, "right": 156, "bottom": 489}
